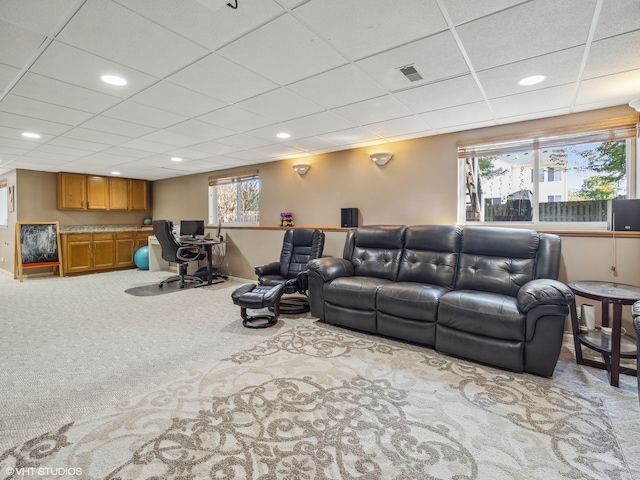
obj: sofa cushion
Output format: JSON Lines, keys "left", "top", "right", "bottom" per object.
{"left": 346, "top": 226, "right": 406, "bottom": 281}
{"left": 325, "top": 276, "right": 392, "bottom": 310}
{"left": 438, "top": 290, "right": 525, "bottom": 341}
{"left": 377, "top": 282, "right": 447, "bottom": 322}
{"left": 456, "top": 226, "right": 539, "bottom": 297}
{"left": 397, "top": 225, "right": 461, "bottom": 289}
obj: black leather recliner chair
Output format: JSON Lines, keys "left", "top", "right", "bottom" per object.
{"left": 255, "top": 229, "right": 324, "bottom": 313}
{"left": 633, "top": 301, "right": 640, "bottom": 403}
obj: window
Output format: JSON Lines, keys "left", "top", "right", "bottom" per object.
{"left": 460, "top": 119, "right": 637, "bottom": 224}
{"left": 208, "top": 170, "right": 260, "bottom": 226}
{"left": 0, "top": 180, "right": 7, "bottom": 227}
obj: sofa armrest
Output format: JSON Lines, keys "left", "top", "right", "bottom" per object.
{"left": 308, "top": 257, "right": 354, "bottom": 282}
{"left": 255, "top": 261, "right": 280, "bottom": 277}
{"left": 517, "top": 279, "right": 574, "bottom": 313}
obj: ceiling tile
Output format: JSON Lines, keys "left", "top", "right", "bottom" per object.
{"left": 439, "top": 0, "right": 529, "bottom": 25}
{"left": 248, "top": 111, "right": 355, "bottom": 140}
{"left": 476, "top": 46, "right": 585, "bottom": 99}
{"left": 215, "top": 134, "right": 272, "bottom": 150}
{"left": 100, "top": 146, "right": 154, "bottom": 159}
{"left": 592, "top": 0, "right": 640, "bottom": 40}
{"left": 30, "top": 41, "right": 158, "bottom": 97}
{"left": 575, "top": 69, "right": 640, "bottom": 108}
{"left": 80, "top": 115, "right": 155, "bottom": 138}
{"left": 56, "top": 0, "right": 208, "bottom": 78}
{"left": 0, "top": 0, "right": 79, "bottom": 34}
{"left": 129, "top": 81, "right": 226, "bottom": 118}
{"left": 188, "top": 140, "right": 242, "bottom": 156}
{"left": 11, "top": 72, "right": 121, "bottom": 114}
{"left": 394, "top": 75, "right": 484, "bottom": 114}
{"left": 167, "top": 53, "right": 278, "bottom": 104}
{"left": 288, "top": 64, "right": 388, "bottom": 109}
{"left": 237, "top": 88, "right": 323, "bottom": 122}
{"left": 294, "top": 0, "right": 447, "bottom": 60}
{"left": 198, "top": 105, "right": 276, "bottom": 132}
{"left": 166, "top": 119, "right": 235, "bottom": 141}
{"left": 583, "top": 31, "right": 640, "bottom": 79}
{"left": 418, "top": 102, "right": 494, "bottom": 130}
{"left": 102, "top": 101, "right": 188, "bottom": 129}
{"left": 48, "top": 136, "right": 109, "bottom": 153}
{"left": 118, "top": 138, "right": 175, "bottom": 154}
{"left": 0, "top": 94, "right": 93, "bottom": 126}
{"left": 30, "top": 144, "right": 92, "bottom": 158}
{"left": 489, "top": 84, "right": 576, "bottom": 119}
{"left": 218, "top": 13, "right": 347, "bottom": 85}
{"left": 62, "top": 127, "right": 132, "bottom": 146}
{"left": 0, "top": 111, "right": 72, "bottom": 136}
{"left": 457, "top": 0, "right": 597, "bottom": 71}
{"left": 165, "top": 147, "right": 214, "bottom": 160}
{"left": 356, "top": 32, "right": 469, "bottom": 91}
{"left": 317, "top": 127, "right": 383, "bottom": 146}
{"left": 331, "top": 96, "right": 413, "bottom": 126}
{"left": 0, "top": 19, "right": 46, "bottom": 68}
{"left": 283, "top": 136, "right": 337, "bottom": 152}
{"left": 116, "top": 0, "right": 284, "bottom": 51}
{"left": 139, "top": 129, "right": 205, "bottom": 148}
{"left": 364, "top": 116, "right": 433, "bottom": 138}
{"left": 0, "top": 62, "right": 20, "bottom": 91}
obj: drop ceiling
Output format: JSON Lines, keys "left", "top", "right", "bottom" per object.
{"left": 0, "top": 0, "right": 638, "bottom": 180}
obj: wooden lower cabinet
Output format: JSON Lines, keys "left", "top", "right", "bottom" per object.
{"left": 62, "top": 230, "right": 152, "bottom": 275}
{"left": 63, "top": 234, "right": 92, "bottom": 274}
{"left": 115, "top": 232, "right": 135, "bottom": 267}
{"left": 92, "top": 233, "right": 115, "bottom": 269}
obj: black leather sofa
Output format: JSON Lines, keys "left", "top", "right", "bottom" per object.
{"left": 633, "top": 301, "right": 640, "bottom": 403}
{"left": 307, "top": 225, "right": 574, "bottom": 377}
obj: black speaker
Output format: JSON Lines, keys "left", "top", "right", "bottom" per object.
{"left": 341, "top": 208, "right": 358, "bottom": 228}
{"left": 608, "top": 199, "right": 640, "bottom": 231}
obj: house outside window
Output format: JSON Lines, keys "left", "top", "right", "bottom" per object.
{"left": 460, "top": 120, "right": 637, "bottom": 225}
{"left": 208, "top": 170, "right": 260, "bottom": 226}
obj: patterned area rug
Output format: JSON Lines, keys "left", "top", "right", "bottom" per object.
{"left": 1, "top": 325, "right": 636, "bottom": 479}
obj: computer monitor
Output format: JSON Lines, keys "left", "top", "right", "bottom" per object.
{"left": 180, "top": 220, "right": 205, "bottom": 238}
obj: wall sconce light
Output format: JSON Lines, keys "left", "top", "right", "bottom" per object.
{"left": 293, "top": 164, "right": 310, "bottom": 175}
{"left": 630, "top": 97, "right": 640, "bottom": 111}
{"left": 370, "top": 153, "right": 393, "bottom": 166}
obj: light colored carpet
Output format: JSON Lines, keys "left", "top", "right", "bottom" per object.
{"left": 0, "top": 269, "right": 639, "bottom": 479}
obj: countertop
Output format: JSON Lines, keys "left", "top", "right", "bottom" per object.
{"left": 60, "top": 224, "right": 154, "bottom": 234}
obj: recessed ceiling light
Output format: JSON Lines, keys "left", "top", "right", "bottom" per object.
{"left": 101, "top": 75, "right": 127, "bottom": 86}
{"left": 171, "top": 157, "right": 183, "bottom": 162}
{"left": 111, "top": 171, "right": 121, "bottom": 175}
{"left": 277, "top": 132, "right": 291, "bottom": 139}
{"left": 21, "top": 132, "right": 41, "bottom": 138}
{"left": 518, "top": 75, "right": 547, "bottom": 86}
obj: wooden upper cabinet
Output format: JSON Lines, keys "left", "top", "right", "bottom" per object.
{"left": 109, "top": 177, "right": 129, "bottom": 210}
{"left": 129, "top": 179, "right": 148, "bottom": 211}
{"left": 86, "top": 175, "right": 109, "bottom": 210}
{"left": 57, "top": 172, "right": 148, "bottom": 211}
{"left": 57, "top": 172, "right": 87, "bottom": 210}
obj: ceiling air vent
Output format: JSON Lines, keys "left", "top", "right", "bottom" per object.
{"left": 399, "top": 64, "right": 423, "bottom": 82}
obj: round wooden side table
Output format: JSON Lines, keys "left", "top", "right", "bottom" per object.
{"left": 568, "top": 281, "right": 639, "bottom": 387}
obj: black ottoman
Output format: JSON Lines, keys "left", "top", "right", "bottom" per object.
{"left": 232, "top": 283, "right": 284, "bottom": 328}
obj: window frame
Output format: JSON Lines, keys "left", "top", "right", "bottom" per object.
{"left": 458, "top": 118, "right": 638, "bottom": 228}
{"left": 207, "top": 170, "right": 260, "bottom": 227}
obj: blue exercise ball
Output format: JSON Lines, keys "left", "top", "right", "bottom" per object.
{"left": 134, "top": 246, "right": 149, "bottom": 270}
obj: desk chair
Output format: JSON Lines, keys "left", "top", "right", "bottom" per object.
{"left": 152, "top": 220, "right": 205, "bottom": 288}
{"left": 255, "top": 229, "right": 324, "bottom": 313}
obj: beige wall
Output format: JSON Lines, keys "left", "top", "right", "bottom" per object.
{"left": 0, "top": 169, "right": 151, "bottom": 276}
{"left": 4, "top": 105, "right": 639, "bottom": 333}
